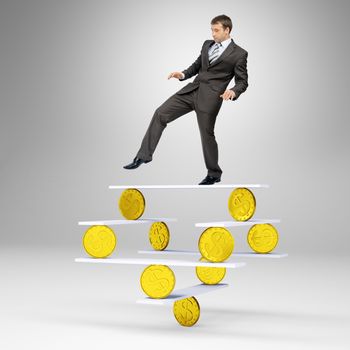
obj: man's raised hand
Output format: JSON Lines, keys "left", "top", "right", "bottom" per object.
{"left": 167, "top": 72, "right": 184, "bottom": 80}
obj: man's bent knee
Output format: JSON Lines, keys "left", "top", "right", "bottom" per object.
{"left": 154, "top": 107, "right": 172, "bottom": 127}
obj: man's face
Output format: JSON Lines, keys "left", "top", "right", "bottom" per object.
{"left": 211, "top": 22, "right": 230, "bottom": 42}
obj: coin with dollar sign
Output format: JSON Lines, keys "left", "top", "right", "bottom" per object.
{"left": 228, "top": 187, "right": 256, "bottom": 221}
{"left": 118, "top": 188, "right": 145, "bottom": 220}
{"left": 83, "top": 225, "right": 117, "bottom": 258}
{"left": 173, "top": 296, "right": 200, "bottom": 327}
{"left": 198, "top": 227, "right": 234, "bottom": 262}
{"left": 140, "top": 265, "right": 175, "bottom": 299}
{"left": 247, "top": 223, "right": 279, "bottom": 253}
{"left": 195, "top": 257, "right": 226, "bottom": 284}
{"left": 149, "top": 222, "right": 170, "bottom": 251}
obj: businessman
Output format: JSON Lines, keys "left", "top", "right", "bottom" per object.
{"left": 123, "top": 14, "right": 248, "bottom": 185}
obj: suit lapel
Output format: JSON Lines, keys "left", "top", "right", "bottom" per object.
{"left": 207, "top": 38, "right": 236, "bottom": 68}
{"left": 205, "top": 40, "right": 214, "bottom": 67}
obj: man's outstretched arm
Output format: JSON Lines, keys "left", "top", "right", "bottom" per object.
{"left": 168, "top": 45, "right": 204, "bottom": 81}
{"left": 179, "top": 52, "right": 202, "bottom": 80}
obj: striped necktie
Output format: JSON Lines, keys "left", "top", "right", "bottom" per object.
{"left": 209, "top": 42, "right": 221, "bottom": 64}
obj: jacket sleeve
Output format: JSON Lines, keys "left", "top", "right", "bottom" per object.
{"left": 230, "top": 52, "right": 248, "bottom": 101}
{"left": 179, "top": 43, "right": 205, "bottom": 81}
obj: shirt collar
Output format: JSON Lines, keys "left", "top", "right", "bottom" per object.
{"left": 219, "top": 37, "right": 232, "bottom": 49}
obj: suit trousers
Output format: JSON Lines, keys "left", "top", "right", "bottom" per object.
{"left": 136, "top": 88, "right": 223, "bottom": 178}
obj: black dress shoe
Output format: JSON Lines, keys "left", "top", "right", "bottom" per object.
{"left": 198, "top": 175, "right": 221, "bottom": 185}
{"left": 123, "top": 157, "right": 151, "bottom": 170}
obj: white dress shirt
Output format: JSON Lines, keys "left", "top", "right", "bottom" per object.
{"left": 208, "top": 37, "right": 232, "bottom": 63}
{"left": 180, "top": 37, "right": 232, "bottom": 80}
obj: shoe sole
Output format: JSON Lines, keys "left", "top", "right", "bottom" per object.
{"left": 199, "top": 178, "right": 221, "bottom": 185}
{"left": 123, "top": 160, "right": 151, "bottom": 169}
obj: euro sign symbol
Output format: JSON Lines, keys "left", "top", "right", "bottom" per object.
{"left": 253, "top": 228, "right": 273, "bottom": 247}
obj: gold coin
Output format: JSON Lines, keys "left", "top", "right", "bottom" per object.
{"left": 198, "top": 227, "right": 234, "bottom": 262}
{"left": 247, "top": 223, "right": 279, "bottom": 253}
{"left": 149, "top": 222, "right": 170, "bottom": 251}
{"left": 140, "top": 265, "right": 175, "bottom": 299}
{"left": 173, "top": 296, "right": 200, "bottom": 327}
{"left": 195, "top": 257, "right": 226, "bottom": 285}
{"left": 228, "top": 187, "right": 256, "bottom": 221}
{"left": 118, "top": 188, "right": 145, "bottom": 220}
{"left": 83, "top": 225, "right": 117, "bottom": 258}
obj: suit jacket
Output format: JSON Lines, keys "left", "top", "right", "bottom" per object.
{"left": 176, "top": 38, "right": 248, "bottom": 115}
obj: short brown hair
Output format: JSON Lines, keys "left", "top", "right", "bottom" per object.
{"left": 211, "top": 15, "right": 232, "bottom": 33}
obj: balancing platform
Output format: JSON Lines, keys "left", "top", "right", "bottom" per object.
{"left": 195, "top": 218, "right": 281, "bottom": 228}
{"left": 75, "top": 257, "right": 246, "bottom": 268}
{"left": 109, "top": 184, "right": 269, "bottom": 189}
{"left": 138, "top": 250, "right": 288, "bottom": 259}
{"left": 78, "top": 218, "right": 177, "bottom": 226}
{"left": 137, "top": 283, "right": 229, "bottom": 305}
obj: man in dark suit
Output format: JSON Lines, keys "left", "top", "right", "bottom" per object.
{"left": 123, "top": 14, "right": 248, "bottom": 185}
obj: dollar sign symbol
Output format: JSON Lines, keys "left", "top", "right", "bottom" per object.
{"left": 155, "top": 226, "right": 165, "bottom": 245}
{"left": 89, "top": 234, "right": 101, "bottom": 251}
{"left": 207, "top": 231, "right": 224, "bottom": 257}
{"left": 148, "top": 270, "right": 169, "bottom": 291}
{"left": 234, "top": 193, "right": 250, "bottom": 215}
{"left": 98, "top": 231, "right": 107, "bottom": 250}
{"left": 180, "top": 299, "right": 193, "bottom": 321}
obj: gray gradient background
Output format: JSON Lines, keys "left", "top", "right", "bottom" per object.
{"left": 0, "top": 0, "right": 349, "bottom": 349}
{"left": 1, "top": 0, "right": 349, "bottom": 252}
